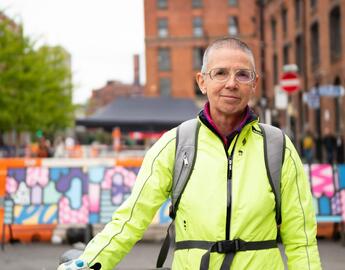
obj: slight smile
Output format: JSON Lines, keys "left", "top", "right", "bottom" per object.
{"left": 220, "top": 95, "right": 240, "bottom": 101}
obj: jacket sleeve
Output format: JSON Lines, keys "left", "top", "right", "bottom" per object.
{"left": 79, "top": 130, "right": 176, "bottom": 270}
{"left": 280, "top": 136, "right": 322, "bottom": 270}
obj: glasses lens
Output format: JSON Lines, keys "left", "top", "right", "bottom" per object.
{"left": 210, "top": 68, "right": 229, "bottom": 81}
{"left": 235, "top": 69, "right": 254, "bottom": 82}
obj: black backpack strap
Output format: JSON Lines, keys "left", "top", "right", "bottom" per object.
{"left": 156, "top": 118, "right": 200, "bottom": 268}
{"left": 156, "top": 222, "right": 175, "bottom": 268}
{"left": 259, "top": 123, "right": 285, "bottom": 225}
{"left": 175, "top": 238, "right": 277, "bottom": 270}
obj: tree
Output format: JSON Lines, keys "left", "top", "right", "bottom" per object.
{"left": 0, "top": 16, "right": 28, "bottom": 132}
{"left": 0, "top": 14, "right": 75, "bottom": 144}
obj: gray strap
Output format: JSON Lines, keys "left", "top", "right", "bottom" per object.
{"left": 171, "top": 118, "right": 200, "bottom": 217}
{"left": 156, "top": 222, "right": 175, "bottom": 268}
{"left": 176, "top": 239, "right": 277, "bottom": 270}
{"left": 175, "top": 239, "right": 277, "bottom": 252}
{"left": 220, "top": 253, "right": 235, "bottom": 270}
{"left": 259, "top": 123, "right": 285, "bottom": 225}
{"left": 157, "top": 119, "right": 200, "bottom": 268}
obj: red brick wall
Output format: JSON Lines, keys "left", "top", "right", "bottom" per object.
{"left": 264, "top": 0, "right": 345, "bottom": 140}
{"left": 144, "top": 0, "right": 260, "bottom": 99}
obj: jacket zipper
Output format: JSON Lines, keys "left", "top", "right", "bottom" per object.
{"left": 226, "top": 135, "right": 239, "bottom": 240}
{"left": 174, "top": 152, "right": 188, "bottom": 189}
{"left": 226, "top": 157, "right": 232, "bottom": 239}
{"left": 171, "top": 152, "right": 189, "bottom": 215}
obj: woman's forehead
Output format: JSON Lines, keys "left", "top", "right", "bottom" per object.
{"left": 207, "top": 48, "right": 254, "bottom": 68}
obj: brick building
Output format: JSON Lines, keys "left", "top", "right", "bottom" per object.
{"left": 264, "top": 0, "right": 345, "bottom": 161}
{"left": 144, "top": 0, "right": 262, "bottom": 106}
{"left": 87, "top": 55, "right": 144, "bottom": 115}
{"left": 144, "top": 0, "right": 345, "bottom": 161}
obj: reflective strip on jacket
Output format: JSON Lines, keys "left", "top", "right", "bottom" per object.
{"left": 80, "top": 118, "right": 322, "bottom": 270}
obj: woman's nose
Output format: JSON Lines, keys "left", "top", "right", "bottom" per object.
{"left": 224, "top": 73, "right": 237, "bottom": 88}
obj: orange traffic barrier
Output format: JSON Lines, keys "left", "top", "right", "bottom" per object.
{"left": 0, "top": 224, "right": 56, "bottom": 243}
{"left": 115, "top": 157, "right": 143, "bottom": 167}
{"left": 0, "top": 158, "right": 41, "bottom": 168}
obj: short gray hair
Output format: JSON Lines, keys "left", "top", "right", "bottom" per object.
{"left": 201, "top": 37, "right": 256, "bottom": 73}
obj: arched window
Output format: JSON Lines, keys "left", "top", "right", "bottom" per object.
{"left": 334, "top": 77, "right": 341, "bottom": 133}
{"left": 329, "top": 6, "right": 342, "bottom": 61}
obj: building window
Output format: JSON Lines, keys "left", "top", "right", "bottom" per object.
{"left": 295, "top": 0, "right": 302, "bottom": 27}
{"left": 283, "top": 44, "right": 290, "bottom": 65}
{"left": 157, "top": 18, "right": 168, "bottom": 38}
{"left": 310, "top": 0, "right": 317, "bottom": 9}
{"left": 281, "top": 7, "right": 288, "bottom": 37}
{"left": 192, "top": 0, "right": 202, "bottom": 8}
{"left": 193, "top": 17, "right": 203, "bottom": 37}
{"left": 271, "top": 18, "right": 276, "bottom": 42}
{"left": 157, "top": 0, "right": 168, "bottom": 9}
{"left": 158, "top": 48, "right": 171, "bottom": 71}
{"left": 329, "top": 6, "right": 342, "bottom": 61}
{"left": 295, "top": 35, "right": 304, "bottom": 73}
{"left": 310, "top": 22, "right": 320, "bottom": 67}
{"left": 159, "top": 77, "right": 171, "bottom": 96}
{"left": 193, "top": 47, "right": 204, "bottom": 70}
{"left": 228, "top": 16, "right": 239, "bottom": 36}
{"left": 334, "top": 77, "right": 341, "bottom": 133}
{"left": 273, "top": 54, "right": 278, "bottom": 85}
{"left": 228, "top": 0, "right": 237, "bottom": 6}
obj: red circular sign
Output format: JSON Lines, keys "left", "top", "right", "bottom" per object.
{"left": 280, "top": 72, "right": 300, "bottom": 93}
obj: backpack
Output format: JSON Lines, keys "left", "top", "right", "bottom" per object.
{"left": 156, "top": 119, "right": 285, "bottom": 268}
{"left": 303, "top": 135, "right": 314, "bottom": 149}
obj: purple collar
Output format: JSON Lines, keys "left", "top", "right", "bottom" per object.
{"left": 202, "top": 102, "right": 253, "bottom": 145}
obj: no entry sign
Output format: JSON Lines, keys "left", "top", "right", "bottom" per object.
{"left": 280, "top": 72, "right": 300, "bottom": 93}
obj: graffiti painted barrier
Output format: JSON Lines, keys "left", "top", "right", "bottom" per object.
{"left": 307, "top": 164, "right": 345, "bottom": 223}
{"left": 1, "top": 158, "right": 171, "bottom": 227}
{"left": 0, "top": 159, "right": 344, "bottom": 242}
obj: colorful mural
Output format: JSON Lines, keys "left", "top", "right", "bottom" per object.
{"left": 3, "top": 160, "right": 169, "bottom": 226}
{"left": 308, "top": 164, "right": 345, "bottom": 222}
{"left": 2, "top": 160, "right": 345, "bottom": 226}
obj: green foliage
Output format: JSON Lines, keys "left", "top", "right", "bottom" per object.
{"left": 0, "top": 15, "right": 75, "bottom": 135}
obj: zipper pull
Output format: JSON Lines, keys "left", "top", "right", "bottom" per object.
{"left": 228, "top": 159, "right": 232, "bottom": 170}
{"left": 183, "top": 153, "right": 189, "bottom": 166}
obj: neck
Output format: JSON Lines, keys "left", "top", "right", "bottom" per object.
{"left": 210, "top": 108, "right": 247, "bottom": 137}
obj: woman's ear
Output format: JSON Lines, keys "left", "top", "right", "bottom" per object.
{"left": 251, "top": 74, "right": 259, "bottom": 93}
{"left": 196, "top": 72, "right": 206, "bottom": 95}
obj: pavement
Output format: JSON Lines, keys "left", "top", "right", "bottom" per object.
{"left": 0, "top": 238, "right": 343, "bottom": 270}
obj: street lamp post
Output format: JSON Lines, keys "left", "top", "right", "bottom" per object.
{"left": 258, "top": 0, "right": 268, "bottom": 123}
{"left": 301, "top": 0, "right": 308, "bottom": 135}
{"left": 315, "top": 84, "right": 323, "bottom": 162}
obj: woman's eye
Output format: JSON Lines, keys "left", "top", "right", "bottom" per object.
{"left": 238, "top": 71, "right": 249, "bottom": 77}
{"left": 216, "top": 69, "right": 226, "bottom": 75}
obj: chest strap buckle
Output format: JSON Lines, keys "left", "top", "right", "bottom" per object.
{"left": 215, "top": 239, "right": 242, "bottom": 253}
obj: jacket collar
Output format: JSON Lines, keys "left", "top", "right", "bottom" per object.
{"left": 198, "top": 102, "right": 258, "bottom": 148}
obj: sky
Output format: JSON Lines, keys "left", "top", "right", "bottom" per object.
{"left": 0, "top": 0, "right": 145, "bottom": 104}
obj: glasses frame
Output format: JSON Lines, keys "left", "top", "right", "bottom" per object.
{"left": 203, "top": 68, "right": 256, "bottom": 84}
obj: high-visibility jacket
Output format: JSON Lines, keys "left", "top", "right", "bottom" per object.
{"left": 80, "top": 118, "right": 321, "bottom": 270}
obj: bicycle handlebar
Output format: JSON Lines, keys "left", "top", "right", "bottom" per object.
{"left": 57, "top": 249, "right": 91, "bottom": 270}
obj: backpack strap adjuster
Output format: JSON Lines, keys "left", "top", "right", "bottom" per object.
{"left": 215, "top": 239, "right": 241, "bottom": 253}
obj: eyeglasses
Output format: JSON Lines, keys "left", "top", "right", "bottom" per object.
{"left": 203, "top": 68, "right": 256, "bottom": 83}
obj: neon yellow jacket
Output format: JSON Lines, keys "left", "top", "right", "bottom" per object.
{"left": 80, "top": 118, "right": 321, "bottom": 270}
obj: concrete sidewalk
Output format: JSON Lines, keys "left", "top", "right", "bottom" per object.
{"left": 0, "top": 239, "right": 343, "bottom": 270}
